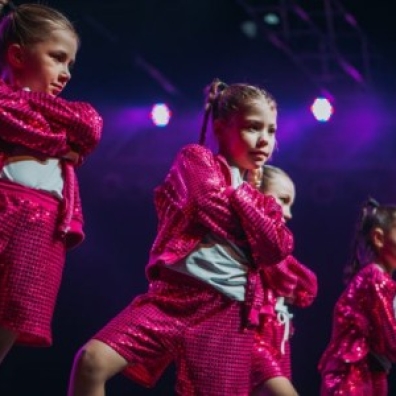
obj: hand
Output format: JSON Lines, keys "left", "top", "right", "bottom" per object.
{"left": 63, "top": 150, "right": 80, "bottom": 164}
{"left": 246, "top": 168, "right": 263, "bottom": 189}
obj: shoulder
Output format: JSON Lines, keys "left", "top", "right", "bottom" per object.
{"left": 357, "top": 263, "right": 382, "bottom": 278}
{"left": 355, "top": 264, "right": 395, "bottom": 294}
{"left": 178, "top": 143, "right": 213, "bottom": 158}
{"left": 174, "top": 144, "right": 217, "bottom": 166}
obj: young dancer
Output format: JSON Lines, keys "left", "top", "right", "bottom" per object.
{"left": 67, "top": 79, "right": 294, "bottom": 395}
{"left": 249, "top": 165, "right": 317, "bottom": 396}
{"left": 319, "top": 199, "right": 396, "bottom": 395}
{"left": 0, "top": 1, "right": 102, "bottom": 363}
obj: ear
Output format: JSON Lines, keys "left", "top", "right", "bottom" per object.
{"left": 6, "top": 44, "right": 25, "bottom": 69}
{"left": 371, "top": 227, "right": 385, "bottom": 250}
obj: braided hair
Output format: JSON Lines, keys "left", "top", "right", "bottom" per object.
{"left": 344, "top": 198, "right": 396, "bottom": 283}
{"left": 199, "top": 78, "right": 276, "bottom": 145}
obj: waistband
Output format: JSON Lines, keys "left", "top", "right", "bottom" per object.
{"left": 0, "top": 178, "right": 60, "bottom": 207}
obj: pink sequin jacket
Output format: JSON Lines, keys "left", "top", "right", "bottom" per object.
{"left": 0, "top": 80, "right": 102, "bottom": 249}
{"left": 255, "top": 256, "right": 317, "bottom": 357}
{"left": 261, "top": 255, "right": 318, "bottom": 308}
{"left": 319, "top": 263, "right": 396, "bottom": 375}
{"left": 146, "top": 143, "right": 295, "bottom": 326}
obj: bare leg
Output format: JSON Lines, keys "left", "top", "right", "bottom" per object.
{"left": 252, "top": 376, "right": 299, "bottom": 396}
{"left": 0, "top": 326, "right": 17, "bottom": 364}
{"left": 67, "top": 339, "right": 128, "bottom": 396}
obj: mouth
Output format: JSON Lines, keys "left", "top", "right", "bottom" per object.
{"left": 251, "top": 151, "right": 269, "bottom": 159}
{"left": 51, "top": 84, "right": 64, "bottom": 95}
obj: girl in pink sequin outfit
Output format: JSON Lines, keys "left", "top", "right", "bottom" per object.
{"left": 68, "top": 79, "right": 299, "bottom": 396}
{"left": 0, "top": 2, "right": 102, "bottom": 364}
{"left": 249, "top": 166, "right": 317, "bottom": 396}
{"left": 319, "top": 199, "right": 396, "bottom": 395}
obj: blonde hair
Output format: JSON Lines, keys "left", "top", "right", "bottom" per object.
{"left": 0, "top": 3, "right": 79, "bottom": 74}
{"left": 259, "top": 165, "right": 290, "bottom": 193}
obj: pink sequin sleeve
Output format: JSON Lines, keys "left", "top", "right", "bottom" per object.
{"left": 0, "top": 80, "right": 102, "bottom": 157}
{"left": 229, "top": 184, "right": 294, "bottom": 266}
{"left": 0, "top": 80, "right": 69, "bottom": 155}
{"left": 369, "top": 272, "right": 396, "bottom": 360}
{"left": 284, "top": 256, "right": 317, "bottom": 307}
{"left": 171, "top": 144, "right": 244, "bottom": 239}
{"left": 27, "top": 94, "right": 102, "bottom": 157}
{"left": 174, "top": 144, "right": 293, "bottom": 264}
{"left": 260, "top": 256, "right": 317, "bottom": 306}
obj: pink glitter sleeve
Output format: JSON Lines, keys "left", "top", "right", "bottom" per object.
{"left": 26, "top": 94, "right": 102, "bottom": 156}
{"left": 173, "top": 145, "right": 294, "bottom": 261}
{"left": 0, "top": 80, "right": 69, "bottom": 155}
{"left": 230, "top": 183, "right": 294, "bottom": 266}
{"left": 369, "top": 273, "right": 396, "bottom": 360}
{"left": 0, "top": 80, "right": 102, "bottom": 157}
{"left": 260, "top": 256, "right": 317, "bottom": 306}
{"left": 260, "top": 258, "right": 298, "bottom": 298}
{"left": 285, "top": 256, "right": 317, "bottom": 307}
{"left": 167, "top": 144, "right": 243, "bottom": 240}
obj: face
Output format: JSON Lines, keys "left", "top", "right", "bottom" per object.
{"left": 10, "top": 28, "right": 77, "bottom": 96}
{"left": 374, "top": 221, "right": 396, "bottom": 272}
{"left": 263, "top": 173, "right": 295, "bottom": 222}
{"left": 215, "top": 99, "right": 277, "bottom": 172}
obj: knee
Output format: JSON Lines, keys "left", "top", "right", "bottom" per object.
{"left": 73, "top": 342, "right": 111, "bottom": 382}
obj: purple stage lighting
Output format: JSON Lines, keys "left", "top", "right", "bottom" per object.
{"left": 310, "top": 97, "right": 334, "bottom": 122}
{"left": 151, "top": 103, "right": 171, "bottom": 127}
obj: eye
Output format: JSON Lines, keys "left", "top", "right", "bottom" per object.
{"left": 280, "top": 196, "right": 290, "bottom": 204}
{"left": 268, "top": 126, "right": 277, "bottom": 135}
{"left": 50, "top": 52, "right": 64, "bottom": 62}
{"left": 246, "top": 122, "right": 260, "bottom": 131}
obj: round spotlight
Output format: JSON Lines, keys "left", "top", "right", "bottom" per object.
{"left": 240, "top": 21, "right": 257, "bottom": 38}
{"left": 151, "top": 103, "right": 171, "bottom": 127}
{"left": 310, "top": 97, "right": 334, "bottom": 122}
{"left": 263, "top": 13, "right": 280, "bottom": 25}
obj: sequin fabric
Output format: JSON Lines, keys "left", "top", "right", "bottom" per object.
{"left": 95, "top": 269, "right": 254, "bottom": 395}
{"left": 0, "top": 80, "right": 103, "bottom": 345}
{"left": 261, "top": 255, "right": 318, "bottom": 308}
{"left": 319, "top": 263, "right": 396, "bottom": 395}
{"left": 147, "top": 144, "right": 293, "bottom": 275}
{"left": 0, "top": 80, "right": 102, "bottom": 158}
{"left": 251, "top": 256, "right": 317, "bottom": 388}
{"left": 0, "top": 180, "right": 65, "bottom": 346}
{"left": 0, "top": 79, "right": 103, "bottom": 246}
{"left": 146, "top": 144, "right": 294, "bottom": 326}
{"left": 96, "top": 144, "right": 294, "bottom": 393}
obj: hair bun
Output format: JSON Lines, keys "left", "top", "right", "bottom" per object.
{"left": 0, "top": 1, "right": 16, "bottom": 17}
{"left": 204, "top": 78, "right": 227, "bottom": 109}
{"left": 363, "top": 197, "right": 379, "bottom": 214}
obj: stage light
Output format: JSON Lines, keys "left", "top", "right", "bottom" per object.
{"left": 240, "top": 21, "right": 257, "bottom": 38}
{"left": 263, "top": 13, "right": 280, "bottom": 25}
{"left": 151, "top": 103, "right": 171, "bottom": 127}
{"left": 310, "top": 97, "right": 334, "bottom": 122}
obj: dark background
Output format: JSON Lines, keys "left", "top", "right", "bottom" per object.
{"left": 1, "top": 0, "right": 396, "bottom": 395}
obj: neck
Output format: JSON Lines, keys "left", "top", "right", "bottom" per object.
{"left": 218, "top": 150, "right": 244, "bottom": 177}
{"left": 375, "top": 260, "right": 394, "bottom": 275}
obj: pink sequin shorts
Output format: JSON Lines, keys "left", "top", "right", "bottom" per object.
{"left": 251, "top": 319, "right": 292, "bottom": 387}
{"left": 0, "top": 179, "right": 66, "bottom": 346}
{"left": 94, "top": 268, "right": 256, "bottom": 395}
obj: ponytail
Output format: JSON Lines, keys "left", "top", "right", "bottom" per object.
{"left": 344, "top": 197, "right": 380, "bottom": 283}
{"left": 0, "top": 1, "right": 16, "bottom": 17}
{"left": 199, "top": 78, "right": 227, "bottom": 145}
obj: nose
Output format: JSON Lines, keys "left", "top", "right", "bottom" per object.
{"left": 257, "top": 130, "right": 269, "bottom": 147}
{"left": 59, "top": 66, "right": 71, "bottom": 83}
